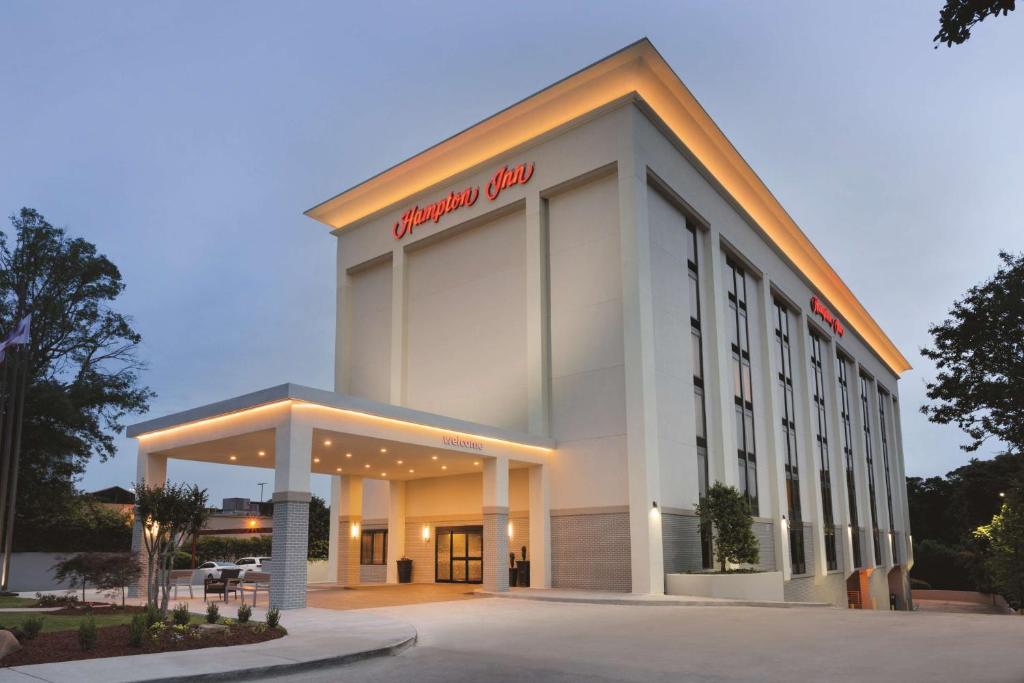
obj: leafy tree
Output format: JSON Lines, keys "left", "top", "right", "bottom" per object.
{"left": 135, "top": 481, "right": 209, "bottom": 615}
{"left": 935, "top": 0, "right": 1017, "bottom": 47}
{"left": 975, "top": 492, "right": 1024, "bottom": 608}
{"left": 52, "top": 553, "right": 105, "bottom": 602}
{"left": 308, "top": 495, "right": 329, "bottom": 560}
{"left": 12, "top": 495, "right": 131, "bottom": 552}
{"left": 93, "top": 552, "right": 143, "bottom": 607}
{"left": 921, "top": 252, "right": 1024, "bottom": 456}
{"left": 696, "top": 483, "right": 759, "bottom": 572}
{"left": 0, "top": 208, "right": 153, "bottom": 540}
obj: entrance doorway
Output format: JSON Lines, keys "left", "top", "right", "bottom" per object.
{"left": 435, "top": 526, "right": 483, "bottom": 584}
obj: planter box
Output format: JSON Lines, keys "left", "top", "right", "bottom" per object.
{"left": 666, "top": 571, "right": 784, "bottom": 602}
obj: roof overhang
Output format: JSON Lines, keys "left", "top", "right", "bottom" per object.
{"left": 304, "top": 38, "right": 911, "bottom": 376}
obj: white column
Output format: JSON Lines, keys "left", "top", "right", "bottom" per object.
{"left": 269, "top": 412, "right": 313, "bottom": 610}
{"left": 525, "top": 191, "right": 551, "bottom": 437}
{"left": 334, "top": 243, "right": 352, "bottom": 393}
{"left": 528, "top": 464, "right": 551, "bottom": 589}
{"left": 703, "top": 232, "right": 739, "bottom": 490}
{"left": 850, "top": 363, "right": 877, "bottom": 568}
{"left": 618, "top": 132, "right": 664, "bottom": 595}
{"left": 482, "top": 456, "right": 509, "bottom": 592}
{"left": 385, "top": 480, "right": 406, "bottom": 583}
{"left": 823, "top": 340, "right": 856, "bottom": 576}
{"left": 794, "top": 312, "right": 827, "bottom": 577}
{"left": 327, "top": 475, "right": 341, "bottom": 583}
{"left": 129, "top": 447, "right": 168, "bottom": 599}
{"left": 390, "top": 246, "right": 407, "bottom": 406}
{"left": 336, "top": 475, "right": 363, "bottom": 586}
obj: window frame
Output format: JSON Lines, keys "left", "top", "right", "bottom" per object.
{"left": 360, "top": 528, "right": 388, "bottom": 566}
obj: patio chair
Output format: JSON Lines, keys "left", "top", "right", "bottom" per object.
{"left": 204, "top": 568, "right": 241, "bottom": 603}
{"left": 170, "top": 569, "right": 195, "bottom": 599}
{"left": 239, "top": 571, "right": 271, "bottom": 606}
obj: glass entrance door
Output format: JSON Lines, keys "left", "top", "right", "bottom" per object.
{"left": 435, "top": 526, "right": 483, "bottom": 583}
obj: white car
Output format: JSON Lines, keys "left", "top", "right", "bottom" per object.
{"left": 196, "top": 560, "right": 241, "bottom": 580}
{"left": 235, "top": 556, "right": 271, "bottom": 574}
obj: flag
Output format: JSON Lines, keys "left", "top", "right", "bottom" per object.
{"left": 0, "top": 314, "right": 31, "bottom": 363}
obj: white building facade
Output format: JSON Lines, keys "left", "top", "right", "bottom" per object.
{"left": 128, "top": 40, "right": 913, "bottom": 610}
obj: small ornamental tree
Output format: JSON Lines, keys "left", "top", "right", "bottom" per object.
{"left": 94, "top": 552, "right": 142, "bottom": 607}
{"left": 974, "top": 492, "right": 1024, "bottom": 609}
{"left": 135, "top": 481, "right": 209, "bottom": 615}
{"left": 52, "top": 553, "right": 106, "bottom": 602}
{"left": 696, "top": 483, "right": 760, "bottom": 572}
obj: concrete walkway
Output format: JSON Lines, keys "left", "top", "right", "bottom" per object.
{"left": 0, "top": 602, "right": 416, "bottom": 683}
{"left": 478, "top": 586, "right": 833, "bottom": 608}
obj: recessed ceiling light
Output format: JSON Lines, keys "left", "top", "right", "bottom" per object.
{"left": 324, "top": 440, "right": 332, "bottom": 446}
{"left": 364, "top": 464, "right": 371, "bottom": 469}
{"left": 313, "top": 457, "right": 320, "bottom": 463}
{"left": 380, "top": 448, "right": 387, "bottom": 453}
{"left": 431, "top": 455, "right": 438, "bottom": 461}
{"left": 345, "top": 453, "right": 352, "bottom": 458}
{"left": 408, "top": 469, "right": 414, "bottom": 473}
{"left": 473, "top": 461, "right": 479, "bottom": 466}
{"left": 258, "top": 451, "right": 266, "bottom": 457}
{"left": 441, "top": 465, "right": 447, "bottom": 470}
{"left": 336, "top": 467, "right": 342, "bottom": 472}
{"left": 229, "top": 455, "right": 237, "bottom": 461}
{"left": 381, "top": 472, "right": 387, "bottom": 477}
{"left": 397, "top": 460, "right": 404, "bottom": 465}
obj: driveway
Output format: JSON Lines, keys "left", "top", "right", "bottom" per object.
{"left": 257, "top": 597, "right": 1024, "bottom": 683}
{"left": 306, "top": 583, "right": 482, "bottom": 610}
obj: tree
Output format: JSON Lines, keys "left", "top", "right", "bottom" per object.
{"left": 0, "top": 209, "right": 153, "bottom": 543}
{"left": 308, "top": 495, "right": 329, "bottom": 560}
{"left": 135, "top": 481, "right": 209, "bottom": 615}
{"left": 696, "top": 483, "right": 759, "bottom": 572}
{"left": 921, "top": 252, "right": 1024, "bottom": 456}
{"left": 52, "top": 553, "right": 106, "bottom": 602}
{"left": 974, "top": 492, "right": 1024, "bottom": 608}
{"left": 93, "top": 552, "right": 143, "bottom": 607}
{"left": 935, "top": 0, "right": 1017, "bottom": 47}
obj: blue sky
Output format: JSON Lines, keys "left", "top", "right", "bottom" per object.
{"left": 1, "top": 1, "right": 1021, "bottom": 504}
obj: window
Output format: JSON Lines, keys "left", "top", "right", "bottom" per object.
{"left": 727, "top": 258, "right": 758, "bottom": 515}
{"left": 688, "top": 224, "right": 712, "bottom": 568}
{"left": 809, "top": 332, "right": 837, "bottom": 571}
{"left": 860, "top": 374, "right": 882, "bottom": 564}
{"left": 878, "top": 388, "right": 897, "bottom": 563}
{"left": 773, "top": 300, "right": 804, "bottom": 574}
{"left": 360, "top": 529, "right": 387, "bottom": 565}
{"left": 837, "top": 354, "right": 862, "bottom": 568}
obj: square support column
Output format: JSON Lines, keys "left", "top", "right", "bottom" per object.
{"left": 335, "top": 475, "right": 363, "bottom": 586}
{"left": 269, "top": 415, "right": 313, "bottom": 610}
{"left": 386, "top": 480, "right": 407, "bottom": 583}
{"left": 528, "top": 464, "right": 551, "bottom": 589}
{"left": 482, "top": 456, "right": 509, "bottom": 592}
{"left": 129, "top": 448, "right": 167, "bottom": 600}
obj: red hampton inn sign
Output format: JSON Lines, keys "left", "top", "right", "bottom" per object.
{"left": 810, "top": 296, "right": 844, "bottom": 337}
{"left": 392, "top": 162, "right": 535, "bottom": 240}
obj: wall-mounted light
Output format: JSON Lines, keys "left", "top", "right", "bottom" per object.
{"left": 422, "top": 525, "right": 431, "bottom": 542}
{"left": 508, "top": 521, "right": 514, "bottom": 539}
{"left": 350, "top": 522, "right": 360, "bottom": 539}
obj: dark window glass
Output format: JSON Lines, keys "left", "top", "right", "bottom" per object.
{"left": 727, "top": 259, "right": 758, "bottom": 515}
{"left": 687, "top": 224, "right": 712, "bottom": 569}
{"left": 837, "top": 354, "right": 862, "bottom": 568}
{"left": 774, "top": 300, "right": 804, "bottom": 574}
{"left": 360, "top": 529, "right": 387, "bottom": 565}
{"left": 810, "top": 332, "right": 837, "bottom": 571}
{"left": 860, "top": 374, "right": 882, "bottom": 564}
{"left": 878, "top": 388, "right": 897, "bottom": 563}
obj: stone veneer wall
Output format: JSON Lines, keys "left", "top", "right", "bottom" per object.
{"left": 551, "top": 511, "right": 631, "bottom": 591}
{"left": 482, "top": 512, "right": 509, "bottom": 591}
{"left": 752, "top": 520, "right": 776, "bottom": 572}
{"left": 662, "top": 511, "right": 703, "bottom": 574}
{"left": 270, "top": 500, "right": 309, "bottom": 609}
{"left": 783, "top": 573, "right": 847, "bottom": 607}
{"left": 359, "top": 565, "right": 387, "bottom": 583}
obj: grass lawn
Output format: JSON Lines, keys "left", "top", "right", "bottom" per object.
{"left": 0, "top": 611, "right": 206, "bottom": 633}
{"left": 0, "top": 596, "right": 39, "bottom": 608}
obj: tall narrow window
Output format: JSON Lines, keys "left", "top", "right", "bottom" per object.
{"left": 837, "top": 355, "right": 862, "bottom": 568}
{"left": 688, "top": 224, "right": 712, "bottom": 568}
{"left": 727, "top": 259, "right": 758, "bottom": 515}
{"left": 809, "top": 333, "right": 837, "bottom": 571}
{"left": 859, "top": 374, "right": 881, "bottom": 564}
{"left": 878, "top": 388, "right": 897, "bottom": 564}
{"left": 773, "top": 300, "right": 804, "bottom": 574}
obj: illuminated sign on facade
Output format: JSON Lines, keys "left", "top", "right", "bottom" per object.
{"left": 442, "top": 434, "right": 485, "bottom": 451}
{"left": 392, "top": 162, "right": 534, "bottom": 240}
{"left": 810, "top": 295, "right": 844, "bottom": 337}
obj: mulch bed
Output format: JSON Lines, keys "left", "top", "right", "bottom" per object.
{"left": 48, "top": 605, "right": 144, "bottom": 616}
{"left": 1, "top": 622, "right": 285, "bottom": 667}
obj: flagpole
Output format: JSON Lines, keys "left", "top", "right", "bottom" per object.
{"left": 0, "top": 345, "right": 29, "bottom": 590}
{"left": 0, "top": 349, "right": 21, "bottom": 574}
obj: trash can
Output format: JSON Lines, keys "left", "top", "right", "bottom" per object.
{"left": 397, "top": 558, "right": 413, "bottom": 583}
{"left": 516, "top": 560, "right": 530, "bottom": 587}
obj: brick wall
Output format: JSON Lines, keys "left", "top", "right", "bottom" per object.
{"left": 551, "top": 512, "right": 631, "bottom": 591}
{"left": 662, "top": 512, "right": 703, "bottom": 573}
{"left": 783, "top": 572, "right": 846, "bottom": 606}
{"left": 359, "top": 565, "right": 386, "bottom": 583}
{"left": 482, "top": 512, "right": 509, "bottom": 591}
{"left": 269, "top": 500, "right": 309, "bottom": 609}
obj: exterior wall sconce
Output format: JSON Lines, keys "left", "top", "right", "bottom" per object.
{"left": 350, "top": 522, "right": 360, "bottom": 539}
{"left": 508, "top": 521, "right": 514, "bottom": 539}
{"left": 422, "top": 525, "right": 430, "bottom": 542}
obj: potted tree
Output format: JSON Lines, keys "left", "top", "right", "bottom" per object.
{"left": 396, "top": 557, "right": 413, "bottom": 583}
{"left": 508, "top": 552, "right": 518, "bottom": 587}
{"left": 515, "top": 545, "right": 530, "bottom": 587}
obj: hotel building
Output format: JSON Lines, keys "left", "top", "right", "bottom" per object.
{"left": 128, "top": 40, "right": 913, "bottom": 610}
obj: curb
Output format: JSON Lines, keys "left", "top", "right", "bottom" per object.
{"left": 124, "top": 632, "right": 417, "bottom": 683}
{"left": 478, "top": 591, "right": 832, "bottom": 609}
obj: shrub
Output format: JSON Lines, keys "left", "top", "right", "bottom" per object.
{"left": 78, "top": 616, "right": 97, "bottom": 651}
{"left": 35, "top": 592, "right": 77, "bottom": 607}
{"left": 20, "top": 616, "right": 44, "bottom": 640}
{"left": 266, "top": 607, "right": 280, "bottom": 629}
{"left": 236, "top": 603, "right": 252, "bottom": 624}
{"left": 172, "top": 603, "right": 190, "bottom": 626}
{"left": 696, "top": 483, "right": 760, "bottom": 572}
{"left": 205, "top": 602, "right": 219, "bottom": 624}
{"left": 144, "top": 603, "right": 162, "bottom": 628}
{"left": 7, "top": 626, "right": 25, "bottom": 641}
{"left": 127, "top": 613, "right": 146, "bottom": 647}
